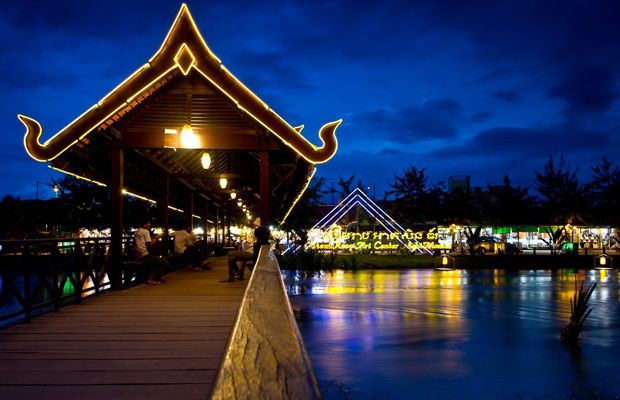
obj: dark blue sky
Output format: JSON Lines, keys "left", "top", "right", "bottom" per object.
{"left": 3, "top": 0, "right": 620, "bottom": 201}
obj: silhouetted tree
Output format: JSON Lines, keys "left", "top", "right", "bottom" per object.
{"left": 441, "top": 186, "right": 479, "bottom": 226}
{"left": 0, "top": 196, "right": 29, "bottom": 238}
{"left": 281, "top": 176, "right": 326, "bottom": 244}
{"left": 485, "top": 175, "right": 535, "bottom": 227}
{"left": 586, "top": 157, "right": 620, "bottom": 226}
{"left": 334, "top": 174, "right": 362, "bottom": 202}
{"left": 386, "top": 164, "right": 443, "bottom": 227}
{"left": 535, "top": 155, "right": 584, "bottom": 225}
{"left": 52, "top": 175, "right": 110, "bottom": 231}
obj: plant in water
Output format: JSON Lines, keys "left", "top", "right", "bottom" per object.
{"left": 278, "top": 247, "right": 328, "bottom": 278}
{"left": 322, "top": 380, "right": 355, "bottom": 400}
{"left": 323, "top": 249, "right": 339, "bottom": 272}
{"left": 560, "top": 278, "right": 597, "bottom": 342}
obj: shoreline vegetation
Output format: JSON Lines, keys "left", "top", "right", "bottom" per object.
{"left": 278, "top": 250, "right": 619, "bottom": 271}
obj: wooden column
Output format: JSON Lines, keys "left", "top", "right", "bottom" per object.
{"left": 215, "top": 208, "right": 219, "bottom": 248}
{"left": 259, "top": 150, "right": 270, "bottom": 226}
{"left": 110, "top": 148, "right": 123, "bottom": 290}
{"left": 227, "top": 211, "right": 232, "bottom": 246}
{"left": 203, "top": 202, "right": 209, "bottom": 255}
{"left": 187, "top": 192, "right": 194, "bottom": 229}
{"left": 161, "top": 177, "right": 169, "bottom": 255}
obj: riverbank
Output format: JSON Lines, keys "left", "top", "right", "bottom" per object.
{"left": 327, "top": 253, "right": 619, "bottom": 270}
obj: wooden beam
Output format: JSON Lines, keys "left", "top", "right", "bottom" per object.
{"left": 272, "top": 165, "right": 297, "bottom": 193}
{"left": 107, "top": 132, "right": 282, "bottom": 151}
{"left": 168, "top": 173, "right": 249, "bottom": 179}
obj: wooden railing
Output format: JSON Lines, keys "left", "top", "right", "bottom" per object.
{"left": 209, "top": 245, "right": 322, "bottom": 400}
{"left": 0, "top": 237, "right": 113, "bottom": 325}
{"left": 0, "top": 236, "right": 218, "bottom": 325}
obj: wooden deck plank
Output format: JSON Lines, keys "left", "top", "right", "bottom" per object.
{"left": 0, "top": 385, "right": 210, "bottom": 400}
{"left": 0, "top": 256, "right": 246, "bottom": 400}
{"left": 0, "top": 358, "right": 221, "bottom": 371}
{"left": 0, "top": 370, "right": 217, "bottom": 385}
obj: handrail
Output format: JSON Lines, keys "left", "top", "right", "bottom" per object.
{"left": 0, "top": 237, "right": 114, "bottom": 325}
{"left": 209, "top": 245, "right": 322, "bottom": 400}
{"left": 0, "top": 236, "right": 218, "bottom": 325}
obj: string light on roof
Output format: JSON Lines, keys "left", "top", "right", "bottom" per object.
{"left": 230, "top": 190, "right": 236, "bottom": 199}
{"left": 219, "top": 178, "right": 227, "bottom": 189}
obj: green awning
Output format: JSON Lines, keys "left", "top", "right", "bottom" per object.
{"left": 492, "top": 226, "right": 541, "bottom": 234}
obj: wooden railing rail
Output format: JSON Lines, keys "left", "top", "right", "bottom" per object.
{"left": 0, "top": 236, "right": 220, "bottom": 325}
{"left": 0, "top": 237, "right": 114, "bottom": 325}
{"left": 209, "top": 245, "right": 322, "bottom": 400}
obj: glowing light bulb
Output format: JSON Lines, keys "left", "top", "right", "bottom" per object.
{"left": 219, "top": 178, "right": 227, "bottom": 189}
{"left": 230, "top": 190, "right": 236, "bottom": 199}
{"left": 181, "top": 124, "right": 198, "bottom": 148}
{"left": 201, "top": 152, "right": 211, "bottom": 169}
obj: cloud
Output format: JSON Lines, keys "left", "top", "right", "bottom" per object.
{"left": 548, "top": 63, "right": 618, "bottom": 114}
{"left": 492, "top": 90, "right": 521, "bottom": 103}
{"left": 346, "top": 99, "right": 465, "bottom": 144}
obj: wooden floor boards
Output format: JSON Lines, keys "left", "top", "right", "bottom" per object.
{"left": 0, "top": 256, "right": 247, "bottom": 400}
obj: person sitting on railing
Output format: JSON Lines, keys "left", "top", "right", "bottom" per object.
{"left": 170, "top": 224, "right": 211, "bottom": 271}
{"left": 134, "top": 216, "right": 170, "bottom": 285}
{"left": 220, "top": 226, "right": 271, "bottom": 283}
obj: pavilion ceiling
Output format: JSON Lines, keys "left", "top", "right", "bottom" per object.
{"left": 50, "top": 69, "right": 313, "bottom": 223}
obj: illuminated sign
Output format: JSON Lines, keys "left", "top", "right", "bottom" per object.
{"left": 310, "top": 228, "right": 451, "bottom": 252}
{"left": 307, "top": 188, "right": 434, "bottom": 254}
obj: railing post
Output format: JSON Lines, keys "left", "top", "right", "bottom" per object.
{"left": 24, "top": 264, "right": 31, "bottom": 323}
{"left": 53, "top": 255, "right": 60, "bottom": 312}
{"left": 74, "top": 244, "right": 82, "bottom": 305}
{"left": 92, "top": 240, "right": 101, "bottom": 296}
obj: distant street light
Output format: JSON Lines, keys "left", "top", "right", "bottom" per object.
{"left": 36, "top": 181, "right": 59, "bottom": 232}
{"left": 367, "top": 183, "right": 375, "bottom": 200}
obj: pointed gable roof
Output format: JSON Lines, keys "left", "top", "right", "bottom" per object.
{"left": 17, "top": 4, "right": 343, "bottom": 223}
{"left": 20, "top": 4, "right": 340, "bottom": 164}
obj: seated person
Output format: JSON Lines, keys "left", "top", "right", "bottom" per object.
{"left": 220, "top": 226, "right": 271, "bottom": 282}
{"left": 170, "top": 225, "right": 210, "bottom": 270}
{"left": 133, "top": 216, "right": 170, "bottom": 285}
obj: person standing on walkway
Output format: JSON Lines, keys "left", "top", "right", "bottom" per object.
{"left": 134, "top": 216, "right": 170, "bottom": 285}
{"left": 220, "top": 226, "right": 271, "bottom": 282}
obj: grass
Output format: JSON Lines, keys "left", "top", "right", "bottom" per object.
{"left": 279, "top": 249, "right": 619, "bottom": 273}
{"left": 331, "top": 252, "right": 618, "bottom": 270}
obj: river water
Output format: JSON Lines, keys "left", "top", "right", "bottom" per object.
{"left": 285, "top": 269, "right": 620, "bottom": 399}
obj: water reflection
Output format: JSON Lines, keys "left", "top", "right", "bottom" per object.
{"left": 286, "top": 269, "right": 620, "bottom": 399}
{"left": 1, "top": 271, "right": 110, "bottom": 325}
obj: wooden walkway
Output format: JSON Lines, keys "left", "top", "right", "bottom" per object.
{"left": 0, "top": 256, "right": 247, "bottom": 400}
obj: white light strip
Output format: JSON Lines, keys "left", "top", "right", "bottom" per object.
{"left": 308, "top": 187, "right": 433, "bottom": 254}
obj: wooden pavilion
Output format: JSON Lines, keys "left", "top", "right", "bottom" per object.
{"left": 19, "top": 4, "right": 340, "bottom": 286}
